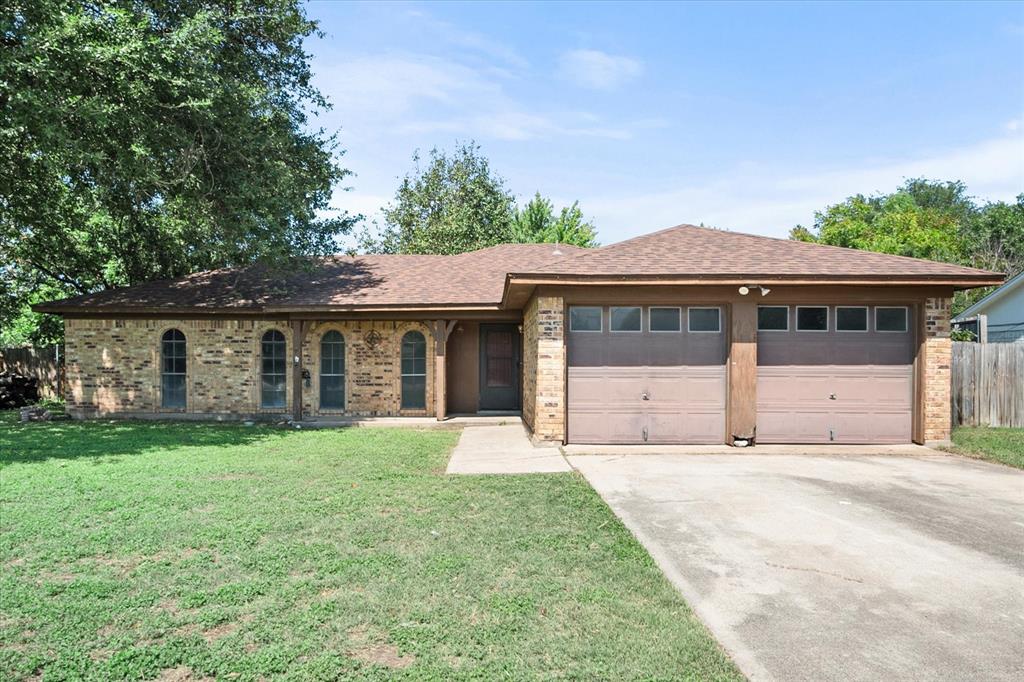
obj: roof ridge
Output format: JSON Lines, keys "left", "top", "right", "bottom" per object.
{"left": 520, "top": 223, "right": 699, "bottom": 272}
{"left": 523, "top": 222, "right": 997, "bottom": 276}
{"left": 711, "top": 228, "right": 1000, "bottom": 274}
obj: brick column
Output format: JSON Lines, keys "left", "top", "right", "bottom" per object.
{"left": 523, "top": 295, "right": 565, "bottom": 443}
{"left": 923, "top": 297, "right": 952, "bottom": 443}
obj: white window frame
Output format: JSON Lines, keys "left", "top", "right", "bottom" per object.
{"left": 835, "top": 306, "right": 869, "bottom": 333}
{"left": 609, "top": 306, "right": 643, "bottom": 333}
{"left": 648, "top": 306, "right": 682, "bottom": 333}
{"left": 687, "top": 306, "right": 722, "bottom": 334}
{"left": 875, "top": 306, "right": 909, "bottom": 333}
{"left": 757, "top": 305, "right": 789, "bottom": 332}
{"left": 569, "top": 306, "right": 603, "bottom": 333}
{"left": 795, "top": 305, "right": 829, "bottom": 333}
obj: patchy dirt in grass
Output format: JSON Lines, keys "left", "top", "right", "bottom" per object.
{"left": 36, "top": 570, "right": 75, "bottom": 584}
{"left": 156, "top": 666, "right": 215, "bottom": 681}
{"left": 202, "top": 621, "right": 240, "bottom": 643}
{"left": 346, "top": 625, "right": 415, "bottom": 670}
{"left": 155, "top": 598, "right": 200, "bottom": 620}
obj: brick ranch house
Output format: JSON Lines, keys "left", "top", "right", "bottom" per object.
{"left": 35, "top": 225, "right": 1003, "bottom": 446}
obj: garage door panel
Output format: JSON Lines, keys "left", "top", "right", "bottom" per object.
{"left": 567, "top": 365, "right": 726, "bottom": 444}
{"left": 757, "top": 365, "right": 913, "bottom": 443}
{"left": 759, "top": 373, "right": 830, "bottom": 406}
{"left": 836, "top": 375, "right": 913, "bottom": 407}
{"left": 566, "top": 375, "right": 606, "bottom": 406}
{"left": 757, "top": 410, "right": 831, "bottom": 442}
{"left": 830, "top": 411, "right": 911, "bottom": 443}
{"left": 646, "top": 410, "right": 726, "bottom": 444}
{"left": 568, "top": 410, "right": 647, "bottom": 444}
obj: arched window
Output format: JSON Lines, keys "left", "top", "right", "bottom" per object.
{"left": 400, "top": 331, "right": 427, "bottom": 409}
{"left": 261, "top": 329, "right": 287, "bottom": 408}
{"left": 320, "top": 330, "right": 345, "bottom": 409}
{"left": 161, "top": 329, "right": 187, "bottom": 409}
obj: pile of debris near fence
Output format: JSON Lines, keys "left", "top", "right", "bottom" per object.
{"left": 0, "top": 371, "right": 40, "bottom": 409}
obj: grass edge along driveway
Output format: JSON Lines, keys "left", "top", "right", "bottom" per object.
{"left": 0, "top": 415, "right": 741, "bottom": 681}
{"left": 944, "top": 426, "right": 1024, "bottom": 470}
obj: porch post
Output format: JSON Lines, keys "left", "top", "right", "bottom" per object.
{"left": 291, "top": 320, "right": 310, "bottom": 423}
{"left": 291, "top": 320, "right": 303, "bottom": 422}
{"left": 433, "top": 320, "right": 458, "bottom": 421}
{"left": 728, "top": 300, "right": 757, "bottom": 443}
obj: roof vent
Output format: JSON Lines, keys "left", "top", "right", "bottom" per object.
{"left": 552, "top": 239, "right": 562, "bottom": 257}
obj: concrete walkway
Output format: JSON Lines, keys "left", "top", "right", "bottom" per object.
{"left": 446, "top": 423, "right": 571, "bottom": 474}
{"left": 570, "top": 452, "right": 1024, "bottom": 681}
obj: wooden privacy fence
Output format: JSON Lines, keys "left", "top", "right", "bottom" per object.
{"left": 0, "top": 346, "right": 63, "bottom": 400}
{"left": 951, "top": 342, "right": 1024, "bottom": 428}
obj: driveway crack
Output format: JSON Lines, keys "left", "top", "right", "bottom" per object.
{"left": 764, "top": 560, "right": 865, "bottom": 584}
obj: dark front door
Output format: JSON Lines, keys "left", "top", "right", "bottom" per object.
{"left": 479, "top": 324, "right": 520, "bottom": 410}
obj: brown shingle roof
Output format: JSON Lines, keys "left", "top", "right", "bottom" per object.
{"left": 512, "top": 224, "right": 1001, "bottom": 281}
{"left": 35, "top": 244, "right": 582, "bottom": 313}
{"left": 35, "top": 225, "right": 1003, "bottom": 315}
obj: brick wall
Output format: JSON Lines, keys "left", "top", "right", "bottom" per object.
{"left": 64, "top": 318, "right": 434, "bottom": 419}
{"left": 301, "top": 321, "right": 433, "bottom": 417}
{"left": 923, "top": 297, "right": 952, "bottom": 443}
{"left": 522, "top": 301, "right": 537, "bottom": 431}
{"left": 521, "top": 295, "right": 565, "bottom": 443}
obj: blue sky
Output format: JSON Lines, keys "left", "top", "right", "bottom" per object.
{"left": 306, "top": 0, "right": 1024, "bottom": 246}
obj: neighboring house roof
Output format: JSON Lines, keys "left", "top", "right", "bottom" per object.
{"left": 952, "top": 269, "right": 1024, "bottom": 322}
{"left": 35, "top": 224, "right": 1004, "bottom": 315}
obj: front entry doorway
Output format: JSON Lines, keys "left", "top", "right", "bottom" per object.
{"left": 479, "top": 324, "right": 520, "bottom": 410}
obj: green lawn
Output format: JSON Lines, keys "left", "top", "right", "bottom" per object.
{"left": 946, "top": 426, "right": 1024, "bottom": 470}
{"left": 0, "top": 414, "right": 740, "bottom": 681}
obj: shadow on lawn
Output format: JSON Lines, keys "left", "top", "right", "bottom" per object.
{"left": 0, "top": 412, "right": 281, "bottom": 465}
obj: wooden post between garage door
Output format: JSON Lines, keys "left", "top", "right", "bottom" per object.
{"left": 729, "top": 300, "right": 757, "bottom": 442}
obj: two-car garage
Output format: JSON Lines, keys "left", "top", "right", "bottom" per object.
{"left": 566, "top": 303, "right": 915, "bottom": 445}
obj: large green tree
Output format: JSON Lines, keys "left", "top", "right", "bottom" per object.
{"left": 0, "top": 0, "right": 357, "bottom": 345}
{"left": 359, "top": 142, "right": 517, "bottom": 255}
{"left": 512, "top": 192, "right": 599, "bottom": 247}
{"left": 791, "top": 180, "right": 1024, "bottom": 312}
{"left": 359, "top": 142, "right": 599, "bottom": 255}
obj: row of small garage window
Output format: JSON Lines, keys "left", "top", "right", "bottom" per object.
{"left": 568, "top": 305, "right": 909, "bottom": 334}
{"left": 158, "top": 329, "right": 429, "bottom": 411}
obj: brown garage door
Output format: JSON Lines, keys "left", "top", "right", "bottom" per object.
{"left": 567, "top": 305, "right": 727, "bottom": 444}
{"left": 756, "top": 305, "right": 914, "bottom": 444}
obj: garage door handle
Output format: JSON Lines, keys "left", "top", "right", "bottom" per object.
{"left": 829, "top": 393, "right": 837, "bottom": 400}
{"left": 641, "top": 392, "right": 650, "bottom": 400}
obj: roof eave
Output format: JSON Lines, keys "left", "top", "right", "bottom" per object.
{"left": 32, "top": 302, "right": 508, "bottom": 316}
{"left": 505, "top": 273, "right": 1006, "bottom": 287}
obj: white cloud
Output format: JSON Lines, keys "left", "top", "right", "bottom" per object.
{"left": 580, "top": 130, "right": 1024, "bottom": 243}
{"left": 404, "top": 9, "right": 528, "bottom": 69}
{"left": 558, "top": 49, "right": 643, "bottom": 90}
{"left": 396, "top": 111, "right": 635, "bottom": 142}
{"left": 322, "top": 54, "right": 501, "bottom": 120}
{"left": 321, "top": 53, "right": 643, "bottom": 142}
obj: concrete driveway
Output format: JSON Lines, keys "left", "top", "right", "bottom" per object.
{"left": 569, "top": 453, "right": 1024, "bottom": 681}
